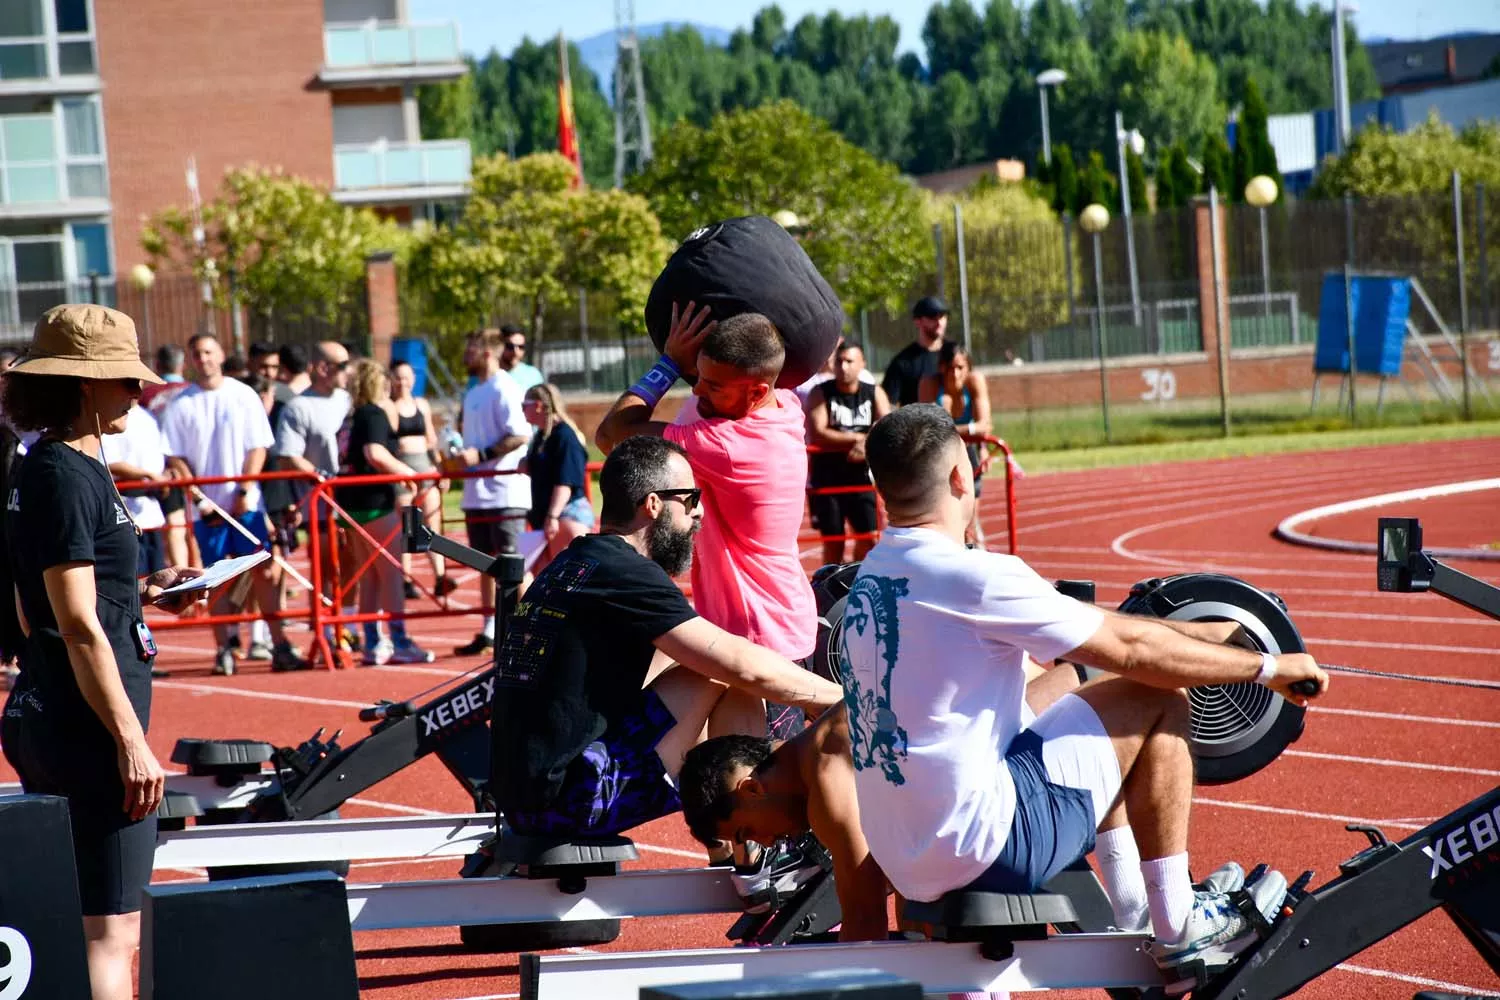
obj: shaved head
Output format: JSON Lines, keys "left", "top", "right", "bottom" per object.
{"left": 316, "top": 340, "right": 349, "bottom": 366}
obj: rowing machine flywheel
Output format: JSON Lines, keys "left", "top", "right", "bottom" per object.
{"left": 1115, "top": 573, "right": 1308, "bottom": 785}
{"left": 810, "top": 566, "right": 1307, "bottom": 786}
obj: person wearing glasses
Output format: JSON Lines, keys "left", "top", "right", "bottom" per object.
{"left": 499, "top": 323, "right": 544, "bottom": 391}
{"left": 491, "top": 435, "right": 842, "bottom": 864}
{"left": 0, "top": 305, "right": 204, "bottom": 1000}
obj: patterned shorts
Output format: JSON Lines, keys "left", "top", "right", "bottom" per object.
{"left": 506, "top": 689, "right": 682, "bottom": 837}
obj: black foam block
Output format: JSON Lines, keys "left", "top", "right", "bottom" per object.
{"left": 640, "top": 969, "right": 922, "bottom": 999}
{"left": 0, "top": 794, "right": 91, "bottom": 999}
{"left": 141, "top": 870, "right": 357, "bottom": 1000}
{"left": 645, "top": 215, "right": 846, "bottom": 389}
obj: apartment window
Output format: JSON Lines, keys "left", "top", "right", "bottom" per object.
{"left": 0, "top": 98, "right": 105, "bottom": 203}
{"left": 60, "top": 97, "right": 103, "bottom": 196}
{"left": 0, "top": 0, "right": 94, "bottom": 82}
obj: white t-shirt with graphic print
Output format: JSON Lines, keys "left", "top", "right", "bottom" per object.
{"left": 838, "top": 526, "right": 1105, "bottom": 902}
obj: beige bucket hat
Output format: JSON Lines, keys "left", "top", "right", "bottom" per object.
{"left": 9, "top": 304, "right": 162, "bottom": 383}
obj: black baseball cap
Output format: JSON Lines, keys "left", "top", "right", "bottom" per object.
{"left": 912, "top": 296, "right": 949, "bottom": 319}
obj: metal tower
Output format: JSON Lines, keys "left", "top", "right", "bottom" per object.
{"left": 612, "top": 0, "right": 652, "bottom": 188}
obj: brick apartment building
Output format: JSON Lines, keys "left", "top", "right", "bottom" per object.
{"left": 0, "top": 0, "right": 470, "bottom": 338}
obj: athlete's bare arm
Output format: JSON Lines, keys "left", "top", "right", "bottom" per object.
{"left": 802, "top": 705, "right": 892, "bottom": 942}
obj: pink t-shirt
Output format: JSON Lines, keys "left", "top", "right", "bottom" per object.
{"left": 664, "top": 389, "right": 816, "bottom": 659}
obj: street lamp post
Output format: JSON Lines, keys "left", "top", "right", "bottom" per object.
{"left": 1036, "top": 68, "right": 1067, "bottom": 166}
{"left": 1332, "top": 2, "right": 1358, "bottom": 152}
{"left": 1114, "top": 111, "right": 1144, "bottom": 327}
{"left": 1079, "top": 203, "right": 1113, "bottom": 443}
{"left": 1245, "top": 175, "right": 1279, "bottom": 321}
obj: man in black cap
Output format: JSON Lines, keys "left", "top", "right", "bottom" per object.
{"left": 881, "top": 296, "right": 949, "bottom": 407}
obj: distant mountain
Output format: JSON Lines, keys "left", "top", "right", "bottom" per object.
{"left": 575, "top": 22, "right": 732, "bottom": 99}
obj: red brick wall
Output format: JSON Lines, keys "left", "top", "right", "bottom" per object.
{"left": 96, "top": 0, "right": 333, "bottom": 272}
{"left": 564, "top": 336, "right": 1500, "bottom": 445}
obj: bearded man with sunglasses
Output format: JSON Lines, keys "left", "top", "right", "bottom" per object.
{"left": 491, "top": 435, "right": 842, "bottom": 842}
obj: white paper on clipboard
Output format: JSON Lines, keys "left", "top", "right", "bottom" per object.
{"left": 517, "top": 530, "right": 547, "bottom": 572}
{"left": 155, "top": 550, "right": 271, "bottom": 600}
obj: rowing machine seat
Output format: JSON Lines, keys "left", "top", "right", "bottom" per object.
{"left": 902, "top": 890, "right": 1079, "bottom": 937}
{"left": 494, "top": 832, "right": 639, "bottom": 871}
{"left": 171, "top": 738, "right": 275, "bottom": 773}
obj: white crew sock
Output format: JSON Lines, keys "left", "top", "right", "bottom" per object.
{"left": 482, "top": 614, "right": 496, "bottom": 639}
{"left": 1141, "top": 852, "right": 1195, "bottom": 942}
{"left": 251, "top": 619, "right": 271, "bottom": 646}
{"left": 1096, "top": 826, "right": 1150, "bottom": 931}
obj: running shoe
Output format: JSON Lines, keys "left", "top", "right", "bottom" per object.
{"left": 434, "top": 574, "right": 460, "bottom": 597}
{"left": 390, "top": 640, "right": 435, "bottom": 664}
{"left": 454, "top": 633, "right": 494, "bottom": 657}
{"left": 403, "top": 581, "right": 420, "bottom": 600}
{"left": 245, "top": 640, "right": 274, "bottom": 662}
{"left": 270, "top": 640, "right": 313, "bottom": 673}
{"left": 730, "top": 837, "right": 827, "bottom": 914}
{"left": 1148, "top": 867, "right": 1289, "bottom": 992}
{"left": 363, "top": 639, "right": 395, "bottom": 667}
{"left": 1118, "top": 861, "right": 1249, "bottom": 933}
{"left": 213, "top": 645, "right": 236, "bottom": 676}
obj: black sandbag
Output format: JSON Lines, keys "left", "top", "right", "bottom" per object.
{"left": 646, "top": 215, "right": 845, "bottom": 388}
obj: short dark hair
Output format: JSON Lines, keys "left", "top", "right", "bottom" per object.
{"left": 248, "top": 341, "right": 278, "bottom": 362}
{"left": 500, "top": 323, "right": 525, "bottom": 338}
{"left": 0, "top": 372, "right": 84, "bottom": 433}
{"left": 865, "top": 403, "right": 961, "bottom": 511}
{"left": 187, "top": 332, "right": 219, "bottom": 352}
{"left": 701, "top": 314, "right": 784, "bottom": 380}
{"left": 598, "top": 435, "right": 689, "bottom": 526}
{"left": 678, "top": 734, "right": 773, "bottom": 848}
{"left": 156, "top": 343, "right": 184, "bottom": 373}
{"left": 938, "top": 341, "right": 968, "bottom": 368}
{"left": 280, "top": 342, "right": 308, "bottom": 375}
{"left": 836, "top": 340, "right": 863, "bottom": 358}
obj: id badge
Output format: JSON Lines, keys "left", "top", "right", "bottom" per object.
{"left": 134, "top": 621, "right": 158, "bottom": 660}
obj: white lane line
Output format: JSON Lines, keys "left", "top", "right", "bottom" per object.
{"left": 1283, "top": 749, "right": 1500, "bottom": 778}
{"left": 1312, "top": 706, "right": 1500, "bottom": 729}
{"left": 1275, "top": 477, "right": 1500, "bottom": 560}
{"left": 1297, "top": 609, "right": 1500, "bottom": 627}
{"left": 443, "top": 994, "right": 519, "bottom": 1000}
{"left": 636, "top": 842, "right": 710, "bottom": 861}
{"left": 1192, "top": 798, "right": 1426, "bottom": 831}
{"left": 1335, "top": 962, "right": 1500, "bottom": 994}
{"left": 1307, "top": 636, "right": 1499, "bottom": 656}
{"left": 154, "top": 681, "right": 367, "bottom": 710}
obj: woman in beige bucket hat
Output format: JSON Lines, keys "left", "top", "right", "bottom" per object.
{"left": 0, "top": 304, "right": 203, "bottom": 1000}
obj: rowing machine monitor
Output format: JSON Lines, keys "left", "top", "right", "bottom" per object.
{"left": 1375, "top": 516, "right": 1500, "bottom": 619}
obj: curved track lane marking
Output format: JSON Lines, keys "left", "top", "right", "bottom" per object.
{"left": 1275, "top": 477, "right": 1500, "bottom": 560}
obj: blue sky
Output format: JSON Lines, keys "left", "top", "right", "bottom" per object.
{"left": 412, "top": 0, "right": 1498, "bottom": 59}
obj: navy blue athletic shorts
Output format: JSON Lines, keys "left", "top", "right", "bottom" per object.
{"left": 506, "top": 689, "right": 682, "bottom": 836}
{"left": 193, "top": 510, "right": 271, "bottom": 564}
{"left": 963, "top": 729, "right": 1098, "bottom": 893}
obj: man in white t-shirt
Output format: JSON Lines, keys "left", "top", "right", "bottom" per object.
{"left": 101, "top": 403, "right": 170, "bottom": 579}
{"left": 451, "top": 328, "right": 531, "bottom": 657}
{"left": 161, "top": 333, "right": 310, "bottom": 675}
{"left": 842, "top": 404, "right": 1329, "bottom": 985}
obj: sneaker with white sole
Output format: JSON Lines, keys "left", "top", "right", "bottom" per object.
{"left": 730, "top": 837, "right": 827, "bottom": 914}
{"left": 1148, "top": 867, "right": 1288, "bottom": 992}
{"left": 213, "top": 645, "right": 236, "bottom": 676}
{"left": 363, "top": 639, "right": 395, "bottom": 666}
{"left": 390, "top": 640, "right": 435, "bottom": 664}
{"left": 1112, "top": 861, "right": 1248, "bottom": 934}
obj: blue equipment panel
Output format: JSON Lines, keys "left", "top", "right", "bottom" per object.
{"left": 1315, "top": 273, "right": 1410, "bottom": 376}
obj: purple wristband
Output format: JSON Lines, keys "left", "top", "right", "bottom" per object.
{"left": 629, "top": 356, "right": 681, "bottom": 407}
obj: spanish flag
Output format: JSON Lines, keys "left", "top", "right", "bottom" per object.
{"left": 557, "top": 33, "right": 583, "bottom": 189}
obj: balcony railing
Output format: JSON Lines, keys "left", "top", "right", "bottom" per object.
{"left": 324, "top": 22, "right": 461, "bottom": 70}
{"left": 333, "top": 139, "right": 471, "bottom": 193}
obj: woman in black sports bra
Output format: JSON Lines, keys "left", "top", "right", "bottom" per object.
{"left": 390, "top": 360, "right": 453, "bottom": 597}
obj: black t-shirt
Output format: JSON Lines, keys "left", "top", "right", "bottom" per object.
{"left": 526, "top": 422, "right": 588, "bottom": 528}
{"left": 6, "top": 439, "right": 151, "bottom": 734}
{"left": 881, "top": 341, "right": 941, "bottom": 407}
{"left": 810, "top": 381, "right": 877, "bottom": 488}
{"left": 334, "top": 403, "right": 396, "bottom": 514}
{"left": 490, "top": 534, "right": 697, "bottom": 813}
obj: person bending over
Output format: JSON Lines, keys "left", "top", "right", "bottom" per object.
{"left": 595, "top": 305, "right": 816, "bottom": 740}
{"left": 839, "top": 404, "right": 1328, "bottom": 985}
{"left": 490, "top": 437, "right": 842, "bottom": 871}
{"left": 679, "top": 660, "right": 1084, "bottom": 942}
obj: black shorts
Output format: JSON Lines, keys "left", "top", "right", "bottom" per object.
{"left": 464, "top": 508, "right": 528, "bottom": 555}
{"left": 810, "top": 489, "right": 878, "bottom": 540}
{"left": 159, "top": 486, "right": 185, "bottom": 516}
{"left": 1, "top": 707, "right": 156, "bottom": 915}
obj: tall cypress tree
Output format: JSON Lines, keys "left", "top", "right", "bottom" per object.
{"left": 1242, "top": 78, "right": 1283, "bottom": 195}
{"left": 1200, "top": 129, "right": 1232, "bottom": 198}
{"left": 1051, "top": 144, "right": 1078, "bottom": 216}
{"left": 1126, "top": 147, "right": 1149, "bottom": 213}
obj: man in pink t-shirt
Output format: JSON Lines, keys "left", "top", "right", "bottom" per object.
{"left": 596, "top": 305, "right": 816, "bottom": 664}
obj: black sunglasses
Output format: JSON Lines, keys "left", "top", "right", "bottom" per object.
{"left": 638, "top": 487, "right": 701, "bottom": 513}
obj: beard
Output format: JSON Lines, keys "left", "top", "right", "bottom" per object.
{"left": 645, "top": 507, "right": 698, "bottom": 577}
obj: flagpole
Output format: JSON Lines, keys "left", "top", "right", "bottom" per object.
{"left": 557, "top": 31, "right": 583, "bottom": 188}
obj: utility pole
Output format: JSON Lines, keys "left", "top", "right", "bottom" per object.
{"left": 612, "top": 0, "right": 653, "bottom": 188}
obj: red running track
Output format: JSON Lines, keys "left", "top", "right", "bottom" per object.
{"left": 2, "top": 436, "right": 1498, "bottom": 999}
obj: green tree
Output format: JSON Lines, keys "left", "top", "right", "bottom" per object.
{"left": 1232, "top": 77, "right": 1282, "bottom": 202}
{"left": 1125, "top": 147, "right": 1149, "bottom": 213}
{"left": 1110, "top": 31, "right": 1225, "bottom": 154}
{"left": 1075, "top": 150, "right": 1118, "bottom": 214}
{"left": 1200, "top": 129, "right": 1232, "bottom": 196}
{"left": 1155, "top": 142, "right": 1198, "bottom": 210}
{"left": 1311, "top": 116, "right": 1500, "bottom": 197}
{"left": 629, "top": 101, "right": 928, "bottom": 316}
{"left": 140, "top": 165, "right": 404, "bottom": 333}
{"left": 406, "top": 153, "right": 668, "bottom": 340}
{"left": 1050, "top": 144, "right": 1078, "bottom": 215}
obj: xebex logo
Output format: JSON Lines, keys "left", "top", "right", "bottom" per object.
{"left": 1423, "top": 803, "right": 1500, "bottom": 881}
{"left": 419, "top": 675, "right": 497, "bottom": 737}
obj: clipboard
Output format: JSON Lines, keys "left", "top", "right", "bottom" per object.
{"left": 153, "top": 550, "right": 271, "bottom": 605}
